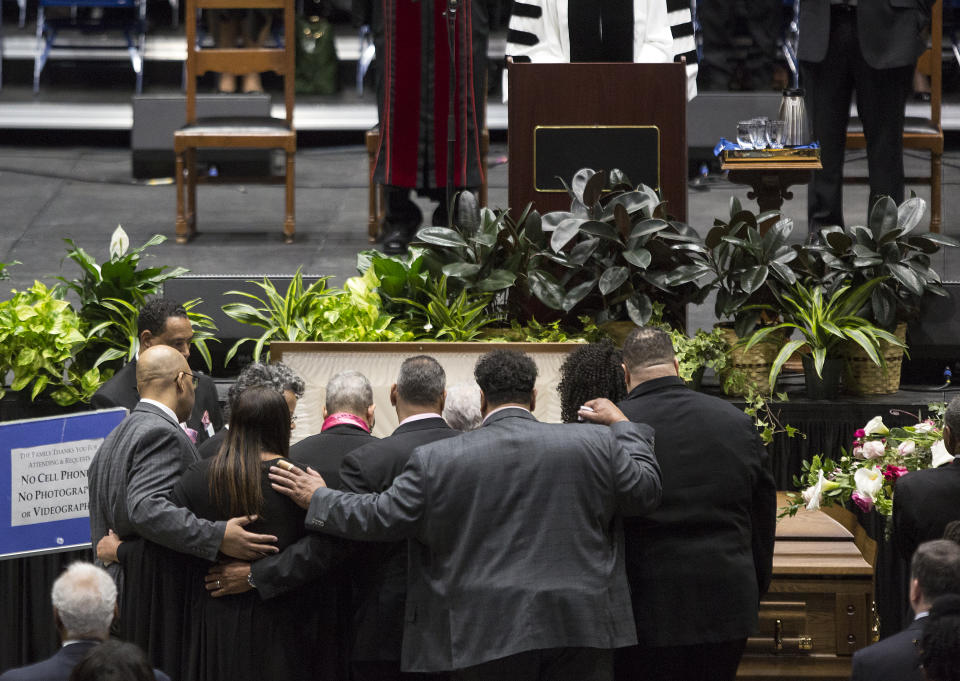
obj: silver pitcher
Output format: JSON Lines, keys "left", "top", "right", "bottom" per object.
{"left": 778, "top": 88, "right": 810, "bottom": 147}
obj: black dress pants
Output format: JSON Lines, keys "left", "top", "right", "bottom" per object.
{"left": 452, "top": 647, "right": 613, "bottom": 681}
{"left": 613, "top": 637, "right": 747, "bottom": 681}
{"left": 801, "top": 5, "right": 914, "bottom": 230}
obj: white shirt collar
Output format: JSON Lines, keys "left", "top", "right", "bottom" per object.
{"left": 399, "top": 412, "right": 443, "bottom": 426}
{"left": 481, "top": 405, "right": 532, "bottom": 425}
{"left": 140, "top": 398, "right": 179, "bottom": 424}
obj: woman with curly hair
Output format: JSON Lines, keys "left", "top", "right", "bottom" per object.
{"left": 557, "top": 341, "right": 628, "bottom": 423}
{"left": 921, "top": 594, "right": 960, "bottom": 681}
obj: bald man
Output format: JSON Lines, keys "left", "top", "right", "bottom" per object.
{"left": 87, "top": 345, "right": 277, "bottom": 678}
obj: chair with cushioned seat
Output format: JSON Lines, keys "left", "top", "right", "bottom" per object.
{"left": 174, "top": 0, "right": 296, "bottom": 243}
{"left": 844, "top": 0, "right": 943, "bottom": 232}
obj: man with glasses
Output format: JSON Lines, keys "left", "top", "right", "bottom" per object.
{"left": 91, "top": 298, "right": 224, "bottom": 445}
{"left": 87, "top": 344, "right": 278, "bottom": 680}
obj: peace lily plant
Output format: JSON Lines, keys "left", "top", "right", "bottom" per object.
{"left": 781, "top": 407, "right": 952, "bottom": 517}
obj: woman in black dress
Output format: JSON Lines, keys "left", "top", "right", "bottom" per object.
{"left": 173, "top": 386, "right": 318, "bottom": 681}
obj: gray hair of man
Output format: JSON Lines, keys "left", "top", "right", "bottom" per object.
{"left": 227, "top": 362, "right": 306, "bottom": 415}
{"left": 51, "top": 562, "right": 117, "bottom": 640}
{"left": 443, "top": 382, "right": 483, "bottom": 431}
{"left": 621, "top": 326, "right": 676, "bottom": 372}
{"left": 325, "top": 370, "right": 374, "bottom": 415}
{"left": 912, "top": 539, "right": 960, "bottom": 603}
{"left": 396, "top": 355, "right": 446, "bottom": 406}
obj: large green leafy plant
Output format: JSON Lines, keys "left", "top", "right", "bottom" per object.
{"left": 222, "top": 267, "right": 413, "bottom": 363}
{"left": 414, "top": 169, "right": 706, "bottom": 328}
{"left": 804, "top": 196, "right": 960, "bottom": 329}
{"left": 0, "top": 282, "right": 101, "bottom": 405}
{"left": 58, "top": 226, "right": 216, "bottom": 371}
{"left": 741, "top": 279, "right": 904, "bottom": 390}
{"left": 668, "top": 199, "right": 799, "bottom": 337}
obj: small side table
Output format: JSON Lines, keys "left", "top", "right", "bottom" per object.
{"left": 720, "top": 156, "right": 822, "bottom": 214}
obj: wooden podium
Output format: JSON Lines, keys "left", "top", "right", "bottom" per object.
{"left": 507, "top": 62, "right": 688, "bottom": 222}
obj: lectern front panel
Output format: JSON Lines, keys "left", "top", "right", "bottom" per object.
{"left": 533, "top": 126, "right": 660, "bottom": 192}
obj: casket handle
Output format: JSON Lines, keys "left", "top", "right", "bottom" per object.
{"left": 775, "top": 619, "right": 783, "bottom": 651}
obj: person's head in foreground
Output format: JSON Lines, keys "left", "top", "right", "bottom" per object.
{"left": 69, "top": 640, "right": 155, "bottom": 681}
{"left": 557, "top": 341, "right": 627, "bottom": 423}
{"left": 921, "top": 593, "right": 960, "bottom": 681}
{"left": 474, "top": 350, "right": 538, "bottom": 415}
{"left": 52, "top": 562, "right": 117, "bottom": 643}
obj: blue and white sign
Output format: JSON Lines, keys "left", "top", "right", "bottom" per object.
{"left": 1, "top": 408, "right": 127, "bottom": 559}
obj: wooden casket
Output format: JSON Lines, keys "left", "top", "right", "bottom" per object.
{"left": 737, "top": 493, "right": 877, "bottom": 680}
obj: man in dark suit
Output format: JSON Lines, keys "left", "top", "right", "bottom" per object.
{"left": 893, "top": 396, "right": 960, "bottom": 561}
{"left": 289, "top": 369, "right": 376, "bottom": 490}
{"left": 87, "top": 345, "right": 276, "bottom": 678}
{"left": 798, "top": 0, "right": 934, "bottom": 230}
{"left": 0, "top": 562, "right": 169, "bottom": 681}
{"left": 270, "top": 349, "right": 662, "bottom": 681}
{"left": 851, "top": 539, "right": 960, "bottom": 681}
{"left": 614, "top": 326, "right": 776, "bottom": 681}
{"left": 340, "top": 355, "right": 460, "bottom": 681}
{"left": 90, "top": 298, "right": 223, "bottom": 445}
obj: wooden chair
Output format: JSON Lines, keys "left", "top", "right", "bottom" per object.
{"left": 174, "top": 0, "right": 296, "bottom": 244}
{"left": 365, "top": 127, "right": 489, "bottom": 242}
{"left": 845, "top": 0, "right": 943, "bottom": 232}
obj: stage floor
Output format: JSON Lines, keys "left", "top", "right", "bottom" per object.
{"left": 2, "top": 140, "right": 957, "bottom": 337}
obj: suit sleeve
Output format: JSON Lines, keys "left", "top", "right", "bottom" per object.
{"left": 126, "top": 426, "right": 225, "bottom": 561}
{"left": 892, "top": 477, "right": 919, "bottom": 561}
{"left": 304, "top": 451, "right": 428, "bottom": 541}
{"left": 750, "top": 434, "right": 777, "bottom": 598}
{"left": 251, "top": 533, "right": 355, "bottom": 600}
{"left": 609, "top": 421, "right": 662, "bottom": 517}
{"left": 90, "top": 389, "right": 118, "bottom": 410}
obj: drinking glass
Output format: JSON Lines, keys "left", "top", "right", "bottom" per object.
{"left": 736, "top": 120, "right": 755, "bottom": 150}
{"left": 766, "top": 120, "right": 786, "bottom": 149}
{"left": 749, "top": 117, "right": 769, "bottom": 150}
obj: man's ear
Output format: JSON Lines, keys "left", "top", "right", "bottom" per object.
{"left": 366, "top": 403, "right": 376, "bottom": 429}
{"left": 139, "top": 329, "right": 154, "bottom": 350}
{"left": 529, "top": 387, "right": 537, "bottom": 413}
{"left": 945, "top": 424, "right": 956, "bottom": 455}
{"left": 479, "top": 390, "right": 488, "bottom": 416}
{"left": 437, "top": 390, "right": 446, "bottom": 415}
{"left": 389, "top": 384, "right": 398, "bottom": 407}
{"left": 321, "top": 406, "right": 328, "bottom": 420}
{"left": 622, "top": 363, "right": 632, "bottom": 391}
{"left": 673, "top": 358, "right": 680, "bottom": 376}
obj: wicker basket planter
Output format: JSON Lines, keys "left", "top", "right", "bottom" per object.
{"left": 840, "top": 322, "right": 908, "bottom": 395}
{"left": 716, "top": 325, "right": 783, "bottom": 395}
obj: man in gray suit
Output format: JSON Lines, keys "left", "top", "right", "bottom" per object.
{"left": 87, "top": 345, "right": 277, "bottom": 677}
{"left": 799, "top": 0, "right": 934, "bottom": 230}
{"left": 270, "top": 349, "right": 661, "bottom": 681}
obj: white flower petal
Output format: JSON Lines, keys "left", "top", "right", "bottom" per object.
{"left": 931, "top": 440, "right": 955, "bottom": 468}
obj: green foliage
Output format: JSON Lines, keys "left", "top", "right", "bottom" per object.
{"left": 222, "top": 267, "right": 413, "bottom": 362}
{"left": 413, "top": 170, "right": 706, "bottom": 329}
{"left": 669, "top": 200, "right": 798, "bottom": 337}
{"left": 741, "top": 279, "right": 905, "bottom": 391}
{"left": 671, "top": 327, "right": 731, "bottom": 383}
{"left": 57, "top": 226, "right": 215, "bottom": 372}
{"left": 803, "top": 196, "right": 960, "bottom": 329}
{"left": 393, "top": 275, "right": 499, "bottom": 341}
{"left": 0, "top": 260, "right": 19, "bottom": 281}
{"left": 0, "top": 282, "right": 101, "bottom": 405}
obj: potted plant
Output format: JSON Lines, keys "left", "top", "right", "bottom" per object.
{"left": 740, "top": 279, "right": 904, "bottom": 399}
{"left": 802, "top": 197, "right": 960, "bottom": 394}
{"left": 413, "top": 169, "right": 706, "bottom": 331}
{"left": 668, "top": 199, "right": 801, "bottom": 393}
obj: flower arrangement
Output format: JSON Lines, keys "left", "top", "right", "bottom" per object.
{"left": 781, "top": 406, "right": 954, "bottom": 518}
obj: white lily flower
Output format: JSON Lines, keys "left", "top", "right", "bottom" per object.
{"left": 854, "top": 467, "right": 883, "bottom": 501}
{"left": 861, "top": 440, "right": 886, "bottom": 460}
{"left": 931, "top": 440, "right": 955, "bottom": 468}
{"left": 913, "top": 422, "right": 935, "bottom": 434}
{"left": 864, "top": 416, "right": 889, "bottom": 436}
{"left": 109, "top": 225, "right": 129, "bottom": 259}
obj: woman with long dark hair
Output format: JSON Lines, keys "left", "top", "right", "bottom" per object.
{"left": 557, "top": 341, "right": 628, "bottom": 423}
{"left": 173, "top": 386, "right": 318, "bottom": 681}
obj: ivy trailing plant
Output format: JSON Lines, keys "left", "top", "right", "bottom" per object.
{"left": 412, "top": 169, "right": 707, "bottom": 329}
{"left": 58, "top": 226, "right": 217, "bottom": 372}
{"left": 0, "top": 282, "right": 101, "bottom": 405}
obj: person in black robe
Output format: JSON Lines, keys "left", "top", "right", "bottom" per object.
{"left": 356, "top": 0, "right": 491, "bottom": 253}
{"left": 171, "top": 387, "right": 321, "bottom": 681}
